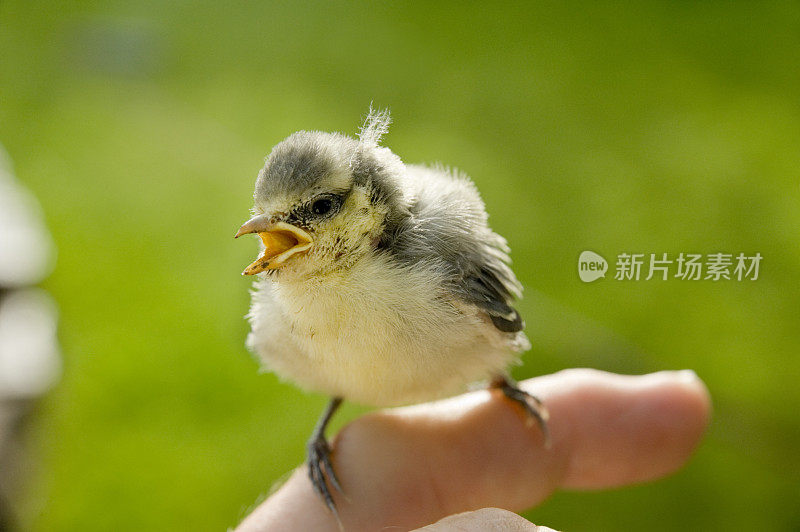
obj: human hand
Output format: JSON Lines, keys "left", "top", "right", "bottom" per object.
{"left": 235, "top": 369, "right": 710, "bottom": 531}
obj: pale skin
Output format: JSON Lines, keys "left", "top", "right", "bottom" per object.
{"left": 235, "top": 369, "right": 711, "bottom": 531}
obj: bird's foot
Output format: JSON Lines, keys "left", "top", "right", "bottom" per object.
{"left": 307, "top": 433, "right": 344, "bottom": 520}
{"left": 491, "top": 376, "right": 551, "bottom": 448}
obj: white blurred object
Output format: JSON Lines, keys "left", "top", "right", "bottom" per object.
{"left": 0, "top": 144, "right": 61, "bottom": 529}
{"left": 0, "top": 144, "right": 61, "bottom": 398}
{"left": 0, "top": 147, "right": 55, "bottom": 287}
{"left": 0, "top": 289, "right": 61, "bottom": 399}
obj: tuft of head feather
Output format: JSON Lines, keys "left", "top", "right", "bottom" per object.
{"left": 358, "top": 106, "right": 391, "bottom": 147}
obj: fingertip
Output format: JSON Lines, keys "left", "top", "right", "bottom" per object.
{"left": 675, "top": 369, "right": 713, "bottom": 426}
{"left": 641, "top": 370, "right": 712, "bottom": 479}
{"left": 555, "top": 369, "right": 711, "bottom": 489}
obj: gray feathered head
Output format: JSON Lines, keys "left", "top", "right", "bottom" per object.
{"left": 235, "top": 108, "right": 408, "bottom": 276}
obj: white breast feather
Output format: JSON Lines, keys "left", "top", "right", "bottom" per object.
{"left": 247, "top": 251, "right": 520, "bottom": 406}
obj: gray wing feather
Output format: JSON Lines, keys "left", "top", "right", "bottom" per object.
{"left": 384, "top": 164, "right": 525, "bottom": 333}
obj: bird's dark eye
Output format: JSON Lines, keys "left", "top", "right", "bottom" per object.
{"left": 308, "top": 194, "right": 342, "bottom": 219}
{"left": 312, "top": 198, "right": 333, "bottom": 215}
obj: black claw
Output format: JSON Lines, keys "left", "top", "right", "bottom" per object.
{"left": 492, "top": 377, "right": 551, "bottom": 448}
{"left": 320, "top": 445, "right": 343, "bottom": 494}
{"left": 307, "top": 434, "right": 343, "bottom": 518}
{"left": 305, "top": 397, "right": 346, "bottom": 529}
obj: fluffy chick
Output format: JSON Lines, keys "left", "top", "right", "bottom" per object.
{"left": 236, "top": 109, "right": 547, "bottom": 517}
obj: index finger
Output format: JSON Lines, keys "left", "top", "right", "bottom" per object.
{"left": 236, "top": 369, "right": 710, "bottom": 531}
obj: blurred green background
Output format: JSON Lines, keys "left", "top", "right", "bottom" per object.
{"left": 1, "top": 1, "right": 799, "bottom": 530}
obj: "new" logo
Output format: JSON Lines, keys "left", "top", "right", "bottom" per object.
{"left": 578, "top": 251, "right": 608, "bottom": 282}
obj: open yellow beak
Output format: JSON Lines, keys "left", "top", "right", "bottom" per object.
{"left": 235, "top": 215, "right": 313, "bottom": 275}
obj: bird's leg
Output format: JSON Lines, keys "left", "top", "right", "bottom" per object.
{"left": 307, "top": 396, "right": 344, "bottom": 518}
{"left": 490, "top": 375, "right": 551, "bottom": 448}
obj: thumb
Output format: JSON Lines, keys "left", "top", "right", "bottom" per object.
{"left": 415, "top": 508, "right": 557, "bottom": 531}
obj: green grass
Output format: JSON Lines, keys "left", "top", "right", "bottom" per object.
{"left": 1, "top": 1, "right": 799, "bottom": 530}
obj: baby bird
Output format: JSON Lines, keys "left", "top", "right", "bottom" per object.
{"left": 236, "top": 109, "right": 548, "bottom": 517}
